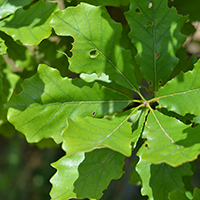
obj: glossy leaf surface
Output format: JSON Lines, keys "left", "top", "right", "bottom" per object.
{"left": 50, "top": 149, "right": 125, "bottom": 200}
{"left": 7, "top": 64, "right": 131, "bottom": 143}
{"left": 50, "top": 3, "right": 138, "bottom": 91}
{"left": 157, "top": 60, "right": 200, "bottom": 116}
{"left": 0, "top": 1, "right": 58, "bottom": 46}
{"left": 125, "top": 0, "right": 187, "bottom": 91}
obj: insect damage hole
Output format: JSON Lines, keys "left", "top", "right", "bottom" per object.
{"left": 90, "top": 49, "right": 99, "bottom": 58}
{"left": 148, "top": 2, "right": 152, "bottom": 8}
{"left": 146, "top": 20, "right": 153, "bottom": 27}
{"left": 135, "top": 8, "right": 141, "bottom": 14}
{"left": 92, "top": 111, "right": 96, "bottom": 116}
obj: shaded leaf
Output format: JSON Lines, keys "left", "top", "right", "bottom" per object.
{"left": 50, "top": 3, "right": 139, "bottom": 91}
{"left": 157, "top": 60, "right": 200, "bottom": 116}
{"left": 136, "top": 157, "right": 192, "bottom": 200}
{"left": 0, "top": 0, "right": 33, "bottom": 19}
{"left": 125, "top": 0, "right": 187, "bottom": 92}
{"left": 7, "top": 64, "right": 131, "bottom": 143}
{"left": 62, "top": 109, "right": 138, "bottom": 156}
{"left": 168, "top": 189, "right": 189, "bottom": 200}
{"left": 193, "top": 187, "right": 200, "bottom": 200}
{"left": 139, "top": 110, "right": 200, "bottom": 166}
{"left": 0, "top": 1, "right": 58, "bottom": 46}
{"left": 50, "top": 149, "right": 125, "bottom": 200}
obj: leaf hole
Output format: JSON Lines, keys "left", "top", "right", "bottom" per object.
{"left": 148, "top": 81, "right": 153, "bottom": 87}
{"left": 148, "top": 2, "right": 152, "bottom": 8}
{"left": 155, "top": 52, "right": 160, "bottom": 60}
{"left": 145, "top": 20, "right": 153, "bottom": 27}
{"left": 135, "top": 8, "right": 141, "bottom": 14}
{"left": 90, "top": 49, "right": 99, "bottom": 59}
{"left": 145, "top": 143, "right": 149, "bottom": 149}
{"left": 158, "top": 80, "right": 163, "bottom": 85}
{"left": 92, "top": 111, "right": 96, "bottom": 116}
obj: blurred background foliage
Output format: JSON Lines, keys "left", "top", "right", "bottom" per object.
{"left": 0, "top": 0, "right": 200, "bottom": 199}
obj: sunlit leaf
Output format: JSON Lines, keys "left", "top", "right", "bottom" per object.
{"left": 157, "top": 59, "right": 200, "bottom": 116}
{"left": 62, "top": 109, "right": 139, "bottom": 156}
{"left": 138, "top": 110, "right": 200, "bottom": 166}
{"left": 50, "top": 149, "right": 125, "bottom": 200}
{"left": 50, "top": 3, "right": 138, "bottom": 91}
{"left": 80, "top": 0, "right": 130, "bottom": 6}
{"left": 0, "top": 37, "right": 7, "bottom": 55}
{"left": 0, "top": 1, "right": 58, "bottom": 46}
{"left": 136, "top": 157, "right": 192, "bottom": 200}
{"left": 125, "top": 0, "right": 188, "bottom": 92}
{"left": 7, "top": 64, "right": 132, "bottom": 143}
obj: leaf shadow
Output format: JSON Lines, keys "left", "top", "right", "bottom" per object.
{"left": 176, "top": 124, "right": 200, "bottom": 148}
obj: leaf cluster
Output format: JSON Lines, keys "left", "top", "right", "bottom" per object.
{"left": 1, "top": 0, "right": 200, "bottom": 199}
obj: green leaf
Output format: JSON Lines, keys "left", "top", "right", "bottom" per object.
{"left": 0, "top": 1, "right": 58, "bottom": 46}
{"left": 156, "top": 59, "right": 200, "bottom": 116}
{"left": 7, "top": 64, "right": 132, "bottom": 143}
{"left": 50, "top": 3, "right": 139, "bottom": 91}
{"left": 168, "top": 0, "right": 200, "bottom": 22}
{"left": 0, "top": 0, "right": 33, "bottom": 19}
{"left": 193, "top": 187, "right": 200, "bottom": 200}
{"left": 136, "top": 157, "right": 192, "bottom": 200}
{"left": 0, "top": 37, "right": 7, "bottom": 55}
{"left": 168, "top": 190, "right": 189, "bottom": 200}
{"left": 125, "top": 0, "right": 188, "bottom": 92}
{"left": 139, "top": 110, "right": 200, "bottom": 166}
{"left": 62, "top": 109, "right": 138, "bottom": 156}
{"left": 80, "top": 0, "right": 130, "bottom": 6}
{"left": 50, "top": 149, "right": 125, "bottom": 200}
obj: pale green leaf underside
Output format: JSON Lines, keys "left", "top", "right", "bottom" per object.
{"left": 139, "top": 110, "right": 200, "bottom": 166}
{"left": 157, "top": 60, "right": 200, "bottom": 116}
{"left": 136, "top": 157, "right": 192, "bottom": 200}
{"left": 0, "top": 0, "right": 33, "bottom": 19}
{"left": 62, "top": 109, "right": 138, "bottom": 156}
{"left": 50, "top": 149, "right": 125, "bottom": 200}
{"left": 50, "top": 3, "right": 138, "bottom": 91}
{"left": 0, "top": 1, "right": 58, "bottom": 46}
{"left": 125, "top": 0, "right": 187, "bottom": 91}
{"left": 80, "top": 0, "right": 130, "bottom": 6}
{"left": 0, "top": 37, "right": 7, "bottom": 55}
{"left": 7, "top": 64, "right": 131, "bottom": 143}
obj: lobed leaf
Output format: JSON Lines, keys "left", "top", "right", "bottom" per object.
{"left": 125, "top": 0, "right": 188, "bottom": 92}
{"left": 50, "top": 3, "right": 138, "bottom": 91}
{"left": 50, "top": 149, "right": 125, "bottom": 200}
{"left": 157, "top": 59, "right": 200, "bottom": 116}
{"left": 168, "top": 190, "right": 189, "bottom": 200}
{"left": 62, "top": 109, "right": 139, "bottom": 156}
{"left": 7, "top": 64, "right": 132, "bottom": 143}
{"left": 136, "top": 157, "right": 192, "bottom": 200}
{"left": 0, "top": 0, "right": 33, "bottom": 19}
{"left": 139, "top": 110, "right": 200, "bottom": 166}
{"left": 0, "top": 1, "right": 58, "bottom": 46}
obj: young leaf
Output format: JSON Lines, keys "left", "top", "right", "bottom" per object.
{"left": 0, "top": 1, "right": 58, "bottom": 46}
{"left": 139, "top": 110, "right": 200, "bottom": 166}
{"left": 50, "top": 149, "right": 125, "bottom": 200}
{"left": 62, "top": 109, "right": 139, "bottom": 156}
{"left": 50, "top": 3, "right": 139, "bottom": 91}
{"left": 136, "top": 157, "right": 192, "bottom": 200}
{"left": 125, "top": 0, "right": 188, "bottom": 92}
{"left": 157, "top": 59, "right": 200, "bottom": 116}
{"left": 0, "top": 0, "right": 33, "bottom": 19}
{"left": 7, "top": 64, "right": 132, "bottom": 143}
